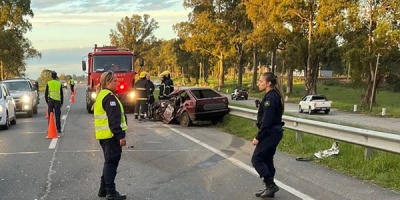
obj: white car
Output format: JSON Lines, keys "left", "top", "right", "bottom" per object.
{"left": 0, "top": 84, "right": 17, "bottom": 129}
{"left": 2, "top": 78, "right": 39, "bottom": 117}
{"left": 299, "top": 95, "right": 332, "bottom": 114}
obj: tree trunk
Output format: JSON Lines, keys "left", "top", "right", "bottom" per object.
{"left": 305, "top": 16, "right": 314, "bottom": 95}
{"left": 286, "top": 67, "right": 293, "bottom": 94}
{"left": 237, "top": 45, "right": 245, "bottom": 88}
{"left": 271, "top": 48, "right": 276, "bottom": 73}
{"left": 218, "top": 52, "right": 224, "bottom": 87}
{"left": 251, "top": 46, "right": 258, "bottom": 90}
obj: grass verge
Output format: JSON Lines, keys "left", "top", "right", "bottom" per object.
{"left": 215, "top": 115, "right": 400, "bottom": 191}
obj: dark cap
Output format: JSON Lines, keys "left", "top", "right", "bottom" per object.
{"left": 51, "top": 71, "right": 57, "bottom": 79}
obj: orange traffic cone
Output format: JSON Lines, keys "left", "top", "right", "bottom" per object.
{"left": 45, "top": 105, "right": 49, "bottom": 119}
{"left": 46, "top": 112, "right": 59, "bottom": 139}
{"left": 74, "top": 88, "right": 77, "bottom": 94}
{"left": 70, "top": 93, "right": 75, "bottom": 102}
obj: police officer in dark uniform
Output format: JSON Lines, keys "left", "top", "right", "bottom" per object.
{"left": 158, "top": 70, "right": 173, "bottom": 100}
{"left": 94, "top": 71, "right": 127, "bottom": 200}
{"left": 45, "top": 71, "right": 63, "bottom": 133}
{"left": 134, "top": 71, "right": 150, "bottom": 121}
{"left": 251, "top": 72, "right": 285, "bottom": 198}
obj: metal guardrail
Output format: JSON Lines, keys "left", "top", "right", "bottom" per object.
{"left": 229, "top": 106, "right": 400, "bottom": 158}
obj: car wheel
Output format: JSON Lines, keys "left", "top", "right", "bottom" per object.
{"left": 27, "top": 109, "right": 33, "bottom": 117}
{"left": 1, "top": 112, "right": 10, "bottom": 130}
{"left": 308, "top": 107, "right": 313, "bottom": 115}
{"left": 211, "top": 117, "right": 224, "bottom": 125}
{"left": 179, "top": 112, "right": 192, "bottom": 127}
{"left": 324, "top": 109, "right": 330, "bottom": 114}
{"left": 10, "top": 114, "right": 16, "bottom": 125}
{"left": 298, "top": 106, "right": 303, "bottom": 113}
{"left": 33, "top": 104, "right": 38, "bottom": 114}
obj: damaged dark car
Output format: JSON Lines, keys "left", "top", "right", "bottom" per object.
{"left": 151, "top": 87, "right": 230, "bottom": 126}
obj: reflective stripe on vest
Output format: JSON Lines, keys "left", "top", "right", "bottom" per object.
{"left": 94, "top": 90, "right": 128, "bottom": 140}
{"left": 48, "top": 80, "right": 61, "bottom": 101}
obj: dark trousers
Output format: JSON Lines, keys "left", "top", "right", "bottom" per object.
{"left": 70, "top": 85, "right": 75, "bottom": 93}
{"left": 99, "top": 138, "right": 122, "bottom": 194}
{"left": 48, "top": 99, "right": 61, "bottom": 131}
{"left": 251, "top": 126, "right": 283, "bottom": 181}
{"left": 134, "top": 100, "right": 147, "bottom": 118}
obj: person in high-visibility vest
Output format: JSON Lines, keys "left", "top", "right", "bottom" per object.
{"left": 45, "top": 71, "right": 63, "bottom": 133}
{"left": 69, "top": 78, "right": 75, "bottom": 93}
{"left": 94, "top": 71, "right": 127, "bottom": 200}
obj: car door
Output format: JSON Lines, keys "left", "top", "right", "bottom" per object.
{"left": 3, "top": 85, "right": 15, "bottom": 119}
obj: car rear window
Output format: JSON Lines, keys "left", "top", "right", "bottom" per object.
{"left": 311, "top": 96, "right": 327, "bottom": 101}
{"left": 191, "top": 89, "right": 221, "bottom": 99}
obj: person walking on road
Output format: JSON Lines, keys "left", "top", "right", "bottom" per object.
{"left": 69, "top": 78, "right": 75, "bottom": 93}
{"left": 94, "top": 71, "right": 127, "bottom": 200}
{"left": 252, "top": 72, "right": 285, "bottom": 198}
{"left": 45, "top": 71, "right": 63, "bottom": 133}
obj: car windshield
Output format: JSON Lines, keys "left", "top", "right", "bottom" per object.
{"left": 3, "top": 81, "right": 30, "bottom": 91}
{"left": 191, "top": 89, "right": 221, "bottom": 99}
{"left": 93, "top": 55, "right": 133, "bottom": 72}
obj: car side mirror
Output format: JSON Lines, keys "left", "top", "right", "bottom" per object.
{"left": 138, "top": 58, "right": 144, "bottom": 67}
{"left": 82, "top": 60, "right": 87, "bottom": 71}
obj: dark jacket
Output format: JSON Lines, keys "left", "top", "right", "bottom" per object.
{"left": 135, "top": 78, "right": 150, "bottom": 101}
{"left": 101, "top": 90, "right": 126, "bottom": 140}
{"left": 147, "top": 79, "right": 155, "bottom": 104}
{"left": 256, "top": 89, "right": 283, "bottom": 142}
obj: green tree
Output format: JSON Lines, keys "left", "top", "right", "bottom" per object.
{"left": 109, "top": 14, "right": 159, "bottom": 60}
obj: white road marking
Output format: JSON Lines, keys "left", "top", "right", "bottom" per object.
{"left": 48, "top": 138, "right": 58, "bottom": 149}
{"left": 164, "top": 124, "right": 315, "bottom": 200}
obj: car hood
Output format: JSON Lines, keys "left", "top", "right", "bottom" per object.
{"left": 9, "top": 90, "right": 31, "bottom": 98}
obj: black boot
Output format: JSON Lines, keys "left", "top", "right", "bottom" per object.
{"left": 106, "top": 191, "right": 126, "bottom": 200}
{"left": 255, "top": 184, "right": 275, "bottom": 198}
{"left": 98, "top": 188, "right": 106, "bottom": 197}
{"left": 260, "top": 182, "right": 279, "bottom": 198}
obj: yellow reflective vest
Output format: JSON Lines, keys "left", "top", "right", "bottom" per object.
{"left": 47, "top": 80, "right": 61, "bottom": 101}
{"left": 94, "top": 89, "right": 127, "bottom": 140}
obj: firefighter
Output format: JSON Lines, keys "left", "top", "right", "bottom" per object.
{"left": 146, "top": 73, "right": 155, "bottom": 119}
{"left": 45, "top": 71, "right": 63, "bottom": 133}
{"left": 134, "top": 71, "right": 150, "bottom": 121}
{"left": 69, "top": 78, "right": 75, "bottom": 93}
{"left": 252, "top": 72, "right": 285, "bottom": 198}
{"left": 158, "top": 70, "right": 174, "bottom": 100}
{"left": 94, "top": 71, "right": 127, "bottom": 200}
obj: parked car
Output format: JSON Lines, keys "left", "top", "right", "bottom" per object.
{"left": 298, "top": 95, "right": 332, "bottom": 114}
{"left": 60, "top": 80, "right": 68, "bottom": 89}
{"left": 152, "top": 87, "right": 230, "bottom": 126}
{"left": 2, "top": 78, "right": 39, "bottom": 117}
{"left": 231, "top": 88, "right": 248, "bottom": 100}
{"left": 0, "top": 84, "right": 17, "bottom": 129}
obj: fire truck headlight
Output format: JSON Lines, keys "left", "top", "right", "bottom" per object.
{"left": 129, "top": 91, "right": 135, "bottom": 99}
{"left": 91, "top": 92, "right": 97, "bottom": 99}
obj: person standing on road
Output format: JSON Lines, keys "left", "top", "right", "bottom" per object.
{"left": 146, "top": 73, "right": 155, "bottom": 119}
{"left": 69, "top": 78, "right": 75, "bottom": 93}
{"left": 158, "top": 70, "right": 174, "bottom": 100}
{"left": 134, "top": 71, "right": 150, "bottom": 121}
{"left": 45, "top": 71, "right": 63, "bottom": 133}
{"left": 94, "top": 71, "right": 127, "bottom": 200}
{"left": 252, "top": 72, "right": 285, "bottom": 198}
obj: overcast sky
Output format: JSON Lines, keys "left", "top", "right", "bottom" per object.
{"left": 25, "top": 0, "right": 190, "bottom": 79}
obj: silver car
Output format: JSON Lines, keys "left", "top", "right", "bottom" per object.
{"left": 0, "top": 84, "right": 17, "bottom": 129}
{"left": 2, "top": 79, "right": 39, "bottom": 117}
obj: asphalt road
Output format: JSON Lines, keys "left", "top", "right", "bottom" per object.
{"left": 220, "top": 92, "right": 400, "bottom": 134}
{"left": 0, "top": 84, "right": 398, "bottom": 199}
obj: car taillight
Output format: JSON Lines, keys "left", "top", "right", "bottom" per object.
{"left": 313, "top": 102, "right": 317, "bottom": 107}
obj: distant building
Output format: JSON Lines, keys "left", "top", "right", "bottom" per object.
{"left": 320, "top": 70, "right": 333, "bottom": 77}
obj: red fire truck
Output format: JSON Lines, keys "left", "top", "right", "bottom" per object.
{"left": 82, "top": 44, "right": 144, "bottom": 113}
